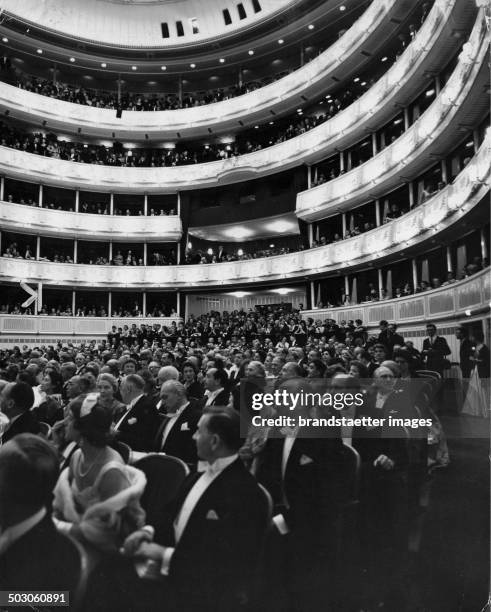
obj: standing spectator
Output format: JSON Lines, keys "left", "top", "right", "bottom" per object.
{"left": 421, "top": 323, "right": 451, "bottom": 375}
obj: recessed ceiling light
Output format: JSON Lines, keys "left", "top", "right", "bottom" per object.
{"left": 161, "top": 66, "right": 166, "bottom": 71}
{"left": 131, "top": 66, "right": 137, "bottom": 70}
{"left": 278, "top": 39, "right": 284, "bottom": 44}
{"left": 297, "top": 108, "right": 302, "bottom": 112}
{"left": 269, "top": 121, "right": 274, "bottom": 125}
{"left": 254, "top": 125, "right": 259, "bottom": 129}
{"left": 248, "top": 50, "right": 254, "bottom": 55}
{"left": 339, "top": 4, "right": 346, "bottom": 11}
{"left": 353, "top": 77, "right": 360, "bottom": 82}
{"left": 190, "top": 63, "right": 196, "bottom": 68}
{"left": 219, "top": 58, "right": 225, "bottom": 63}
{"left": 101, "top": 63, "right": 107, "bottom": 68}
{"left": 381, "top": 56, "right": 388, "bottom": 62}
{"left": 361, "top": 81, "right": 367, "bottom": 86}
{"left": 36, "top": 49, "right": 43, "bottom": 54}
{"left": 69, "top": 57, "right": 75, "bottom": 63}
{"left": 308, "top": 24, "right": 315, "bottom": 30}
{"left": 2, "top": 37, "right": 8, "bottom": 43}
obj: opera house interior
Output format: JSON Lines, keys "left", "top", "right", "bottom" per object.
{"left": 0, "top": 0, "right": 489, "bottom": 610}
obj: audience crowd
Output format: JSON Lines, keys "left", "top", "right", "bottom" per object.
{"left": 0, "top": 293, "right": 485, "bottom": 610}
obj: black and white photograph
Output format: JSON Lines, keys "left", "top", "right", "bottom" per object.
{"left": 0, "top": 0, "right": 489, "bottom": 610}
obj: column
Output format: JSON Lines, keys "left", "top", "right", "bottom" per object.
{"left": 346, "top": 150, "right": 352, "bottom": 171}
{"left": 481, "top": 228, "right": 488, "bottom": 261}
{"left": 36, "top": 283, "right": 42, "bottom": 315}
{"left": 176, "top": 242, "right": 181, "bottom": 264}
{"left": 108, "top": 292, "right": 112, "bottom": 317}
{"left": 377, "top": 268, "right": 383, "bottom": 300}
{"left": 441, "top": 159, "right": 448, "bottom": 183}
{"left": 73, "top": 239, "right": 78, "bottom": 263}
{"left": 238, "top": 67, "right": 243, "bottom": 88}
{"left": 109, "top": 242, "right": 113, "bottom": 262}
{"left": 375, "top": 200, "right": 381, "bottom": 226}
{"left": 72, "top": 291, "right": 76, "bottom": 316}
{"left": 446, "top": 246, "right": 452, "bottom": 272}
{"left": 408, "top": 182, "right": 415, "bottom": 208}
{"left": 177, "top": 191, "right": 181, "bottom": 216}
{"left": 339, "top": 151, "right": 345, "bottom": 173}
{"left": 307, "top": 165, "right": 312, "bottom": 189}
{"left": 142, "top": 292, "right": 147, "bottom": 317}
{"left": 344, "top": 275, "right": 349, "bottom": 297}
{"left": 178, "top": 75, "right": 183, "bottom": 105}
{"left": 300, "top": 43, "right": 305, "bottom": 67}
{"left": 308, "top": 223, "right": 313, "bottom": 247}
{"left": 412, "top": 259, "right": 418, "bottom": 292}
{"left": 36, "top": 236, "right": 40, "bottom": 260}
{"left": 110, "top": 193, "right": 114, "bottom": 215}
{"left": 176, "top": 291, "right": 181, "bottom": 316}
{"left": 0, "top": 230, "right": 2, "bottom": 255}
{"left": 371, "top": 132, "right": 377, "bottom": 156}
{"left": 38, "top": 184, "right": 43, "bottom": 207}
{"left": 117, "top": 75, "right": 121, "bottom": 103}
{"left": 144, "top": 194, "right": 148, "bottom": 215}
{"left": 473, "top": 128, "right": 480, "bottom": 152}
{"left": 310, "top": 282, "right": 315, "bottom": 308}
{"left": 0, "top": 176, "right": 4, "bottom": 201}
{"left": 403, "top": 107, "right": 410, "bottom": 130}
{"left": 143, "top": 243, "right": 147, "bottom": 265}
{"left": 342, "top": 213, "right": 347, "bottom": 237}
{"left": 75, "top": 190, "right": 79, "bottom": 212}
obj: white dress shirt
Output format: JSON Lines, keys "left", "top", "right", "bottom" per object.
{"left": 204, "top": 387, "right": 224, "bottom": 407}
{"left": 160, "top": 402, "right": 189, "bottom": 449}
{"left": 160, "top": 453, "right": 238, "bottom": 575}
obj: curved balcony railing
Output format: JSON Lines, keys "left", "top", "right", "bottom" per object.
{"left": 0, "top": 0, "right": 406, "bottom": 141}
{"left": 296, "top": 12, "right": 490, "bottom": 220}
{"left": 0, "top": 0, "right": 469, "bottom": 193}
{"left": 301, "top": 267, "right": 490, "bottom": 327}
{"left": 0, "top": 315, "right": 182, "bottom": 338}
{"left": 0, "top": 202, "right": 182, "bottom": 242}
{"left": 0, "top": 137, "right": 488, "bottom": 288}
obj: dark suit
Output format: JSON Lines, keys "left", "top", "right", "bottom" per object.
{"left": 184, "top": 380, "right": 204, "bottom": 400}
{"left": 422, "top": 336, "right": 451, "bottom": 374}
{"left": 157, "top": 458, "right": 268, "bottom": 612}
{"left": 0, "top": 515, "right": 80, "bottom": 596}
{"left": 116, "top": 394, "right": 160, "bottom": 452}
{"left": 459, "top": 337, "right": 474, "bottom": 378}
{"left": 200, "top": 388, "right": 230, "bottom": 409}
{"left": 378, "top": 330, "right": 405, "bottom": 355}
{"left": 2, "top": 411, "right": 41, "bottom": 444}
{"left": 153, "top": 402, "right": 201, "bottom": 465}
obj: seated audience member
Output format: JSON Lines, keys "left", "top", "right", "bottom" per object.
{"left": 117, "top": 374, "right": 160, "bottom": 451}
{"left": 34, "top": 368, "right": 64, "bottom": 425}
{"left": 202, "top": 367, "right": 230, "bottom": 407}
{"left": 153, "top": 380, "right": 201, "bottom": 465}
{"left": 122, "top": 407, "right": 268, "bottom": 612}
{"left": 0, "top": 381, "right": 40, "bottom": 443}
{"left": 53, "top": 393, "right": 146, "bottom": 551}
{"left": 181, "top": 360, "right": 204, "bottom": 400}
{"left": 0, "top": 434, "right": 81, "bottom": 594}
{"left": 96, "top": 373, "right": 127, "bottom": 423}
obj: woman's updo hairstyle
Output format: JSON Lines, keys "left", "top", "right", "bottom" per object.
{"left": 69, "top": 393, "right": 114, "bottom": 447}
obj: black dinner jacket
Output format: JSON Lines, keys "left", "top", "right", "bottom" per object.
{"left": 153, "top": 402, "right": 201, "bottom": 465}
{"left": 256, "top": 434, "right": 344, "bottom": 544}
{"left": 0, "top": 514, "right": 80, "bottom": 595}
{"left": 2, "top": 410, "right": 41, "bottom": 444}
{"left": 156, "top": 458, "right": 268, "bottom": 612}
{"left": 115, "top": 394, "right": 160, "bottom": 452}
{"left": 199, "top": 388, "right": 230, "bottom": 409}
{"left": 422, "top": 336, "right": 451, "bottom": 373}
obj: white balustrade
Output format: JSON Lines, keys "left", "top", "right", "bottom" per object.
{"left": 0, "top": 202, "right": 182, "bottom": 241}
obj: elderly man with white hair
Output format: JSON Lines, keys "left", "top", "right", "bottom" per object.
{"left": 155, "top": 366, "right": 180, "bottom": 412}
{"left": 153, "top": 380, "right": 201, "bottom": 466}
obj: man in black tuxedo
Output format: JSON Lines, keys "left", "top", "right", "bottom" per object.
{"left": 456, "top": 325, "right": 473, "bottom": 378}
{"left": 153, "top": 380, "right": 201, "bottom": 466}
{"left": 0, "top": 434, "right": 80, "bottom": 596}
{"left": 124, "top": 407, "right": 269, "bottom": 612}
{"left": 378, "top": 320, "right": 405, "bottom": 356}
{"left": 201, "top": 367, "right": 230, "bottom": 408}
{"left": 0, "top": 382, "right": 40, "bottom": 444}
{"left": 422, "top": 323, "right": 451, "bottom": 375}
{"left": 117, "top": 374, "right": 160, "bottom": 452}
{"left": 256, "top": 379, "right": 344, "bottom": 609}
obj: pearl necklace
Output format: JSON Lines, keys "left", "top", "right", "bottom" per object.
{"left": 77, "top": 448, "right": 105, "bottom": 478}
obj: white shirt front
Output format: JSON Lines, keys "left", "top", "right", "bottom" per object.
{"left": 159, "top": 454, "right": 238, "bottom": 575}
{"left": 204, "top": 387, "right": 224, "bottom": 407}
{"left": 160, "top": 402, "right": 189, "bottom": 449}
{"left": 115, "top": 393, "right": 144, "bottom": 430}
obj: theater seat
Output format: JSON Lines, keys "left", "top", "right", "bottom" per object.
{"left": 133, "top": 454, "right": 189, "bottom": 527}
